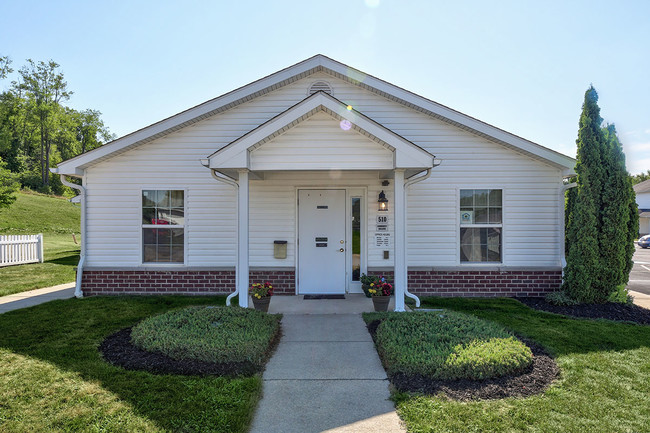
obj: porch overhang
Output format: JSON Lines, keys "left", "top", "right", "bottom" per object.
{"left": 204, "top": 91, "right": 435, "bottom": 180}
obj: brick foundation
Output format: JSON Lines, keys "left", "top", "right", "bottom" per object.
{"left": 82, "top": 268, "right": 561, "bottom": 297}
{"left": 369, "top": 269, "right": 562, "bottom": 297}
{"left": 82, "top": 269, "right": 295, "bottom": 296}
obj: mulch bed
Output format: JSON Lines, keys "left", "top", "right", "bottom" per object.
{"left": 516, "top": 297, "right": 650, "bottom": 325}
{"left": 366, "top": 320, "right": 559, "bottom": 401}
{"left": 99, "top": 326, "right": 281, "bottom": 376}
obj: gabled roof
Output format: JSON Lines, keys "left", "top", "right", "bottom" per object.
{"left": 53, "top": 54, "right": 576, "bottom": 176}
{"left": 634, "top": 179, "right": 650, "bottom": 194}
{"left": 206, "top": 91, "right": 434, "bottom": 177}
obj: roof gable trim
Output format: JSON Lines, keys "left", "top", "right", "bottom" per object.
{"left": 208, "top": 91, "right": 433, "bottom": 170}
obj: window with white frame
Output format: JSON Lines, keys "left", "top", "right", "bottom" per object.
{"left": 142, "top": 190, "right": 184, "bottom": 263}
{"left": 459, "top": 189, "right": 502, "bottom": 263}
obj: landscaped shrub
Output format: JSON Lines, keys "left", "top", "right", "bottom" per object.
{"left": 607, "top": 284, "right": 633, "bottom": 305}
{"left": 546, "top": 291, "right": 580, "bottom": 306}
{"left": 371, "top": 311, "right": 532, "bottom": 380}
{"left": 130, "top": 306, "right": 281, "bottom": 365}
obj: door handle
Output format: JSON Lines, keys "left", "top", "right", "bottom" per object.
{"left": 339, "top": 248, "right": 344, "bottom": 252}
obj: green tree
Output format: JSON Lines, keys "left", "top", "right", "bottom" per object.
{"left": 563, "top": 86, "right": 606, "bottom": 303}
{"left": 15, "top": 59, "right": 72, "bottom": 188}
{"left": 0, "top": 56, "right": 12, "bottom": 79}
{"left": 563, "top": 87, "right": 639, "bottom": 303}
{"left": 598, "top": 125, "right": 636, "bottom": 291}
{"left": 0, "top": 156, "right": 19, "bottom": 208}
{"left": 630, "top": 170, "right": 650, "bottom": 185}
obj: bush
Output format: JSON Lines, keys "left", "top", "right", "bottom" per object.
{"left": 546, "top": 291, "right": 580, "bottom": 306}
{"left": 607, "top": 284, "right": 633, "bottom": 305}
{"left": 371, "top": 311, "right": 532, "bottom": 380}
{"left": 131, "top": 306, "right": 281, "bottom": 365}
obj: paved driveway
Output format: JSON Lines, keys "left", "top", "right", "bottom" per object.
{"left": 627, "top": 245, "right": 650, "bottom": 295}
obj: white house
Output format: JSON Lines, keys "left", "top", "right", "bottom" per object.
{"left": 634, "top": 179, "right": 650, "bottom": 236}
{"left": 53, "top": 55, "right": 576, "bottom": 311}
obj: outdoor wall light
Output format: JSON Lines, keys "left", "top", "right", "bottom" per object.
{"left": 378, "top": 190, "right": 389, "bottom": 212}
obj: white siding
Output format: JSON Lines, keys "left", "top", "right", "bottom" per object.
{"left": 84, "top": 71, "right": 563, "bottom": 269}
{"left": 637, "top": 192, "right": 650, "bottom": 209}
{"left": 250, "top": 112, "right": 393, "bottom": 171}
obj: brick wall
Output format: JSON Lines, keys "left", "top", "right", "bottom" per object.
{"left": 82, "top": 269, "right": 295, "bottom": 296}
{"left": 368, "top": 269, "right": 561, "bottom": 297}
{"left": 82, "top": 268, "right": 561, "bottom": 297}
{"left": 249, "top": 270, "right": 295, "bottom": 295}
{"left": 82, "top": 270, "right": 236, "bottom": 296}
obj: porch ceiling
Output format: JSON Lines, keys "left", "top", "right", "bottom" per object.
{"left": 206, "top": 92, "right": 434, "bottom": 179}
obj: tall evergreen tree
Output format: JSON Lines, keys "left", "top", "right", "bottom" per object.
{"left": 563, "top": 87, "right": 639, "bottom": 303}
{"left": 563, "top": 86, "right": 607, "bottom": 302}
{"left": 598, "top": 125, "right": 633, "bottom": 293}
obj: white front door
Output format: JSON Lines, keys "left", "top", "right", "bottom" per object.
{"left": 298, "top": 189, "right": 346, "bottom": 294}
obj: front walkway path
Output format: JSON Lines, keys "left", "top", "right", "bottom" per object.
{"left": 250, "top": 298, "right": 405, "bottom": 432}
{"left": 0, "top": 282, "right": 75, "bottom": 314}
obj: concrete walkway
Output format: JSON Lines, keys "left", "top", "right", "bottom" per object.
{"left": 250, "top": 297, "right": 405, "bottom": 433}
{"left": 0, "top": 282, "right": 75, "bottom": 314}
{"left": 630, "top": 290, "right": 650, "bottom": 309}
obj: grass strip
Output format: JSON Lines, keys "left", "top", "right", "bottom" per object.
{"left": 395, "top": 297, "right": 650, "bottom": 433}
{"left": 0, "top": 296, "right": 262, "bottom": 433}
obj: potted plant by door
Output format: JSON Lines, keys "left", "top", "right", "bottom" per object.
{"left": 360, "top": 274, "right": 394, "bottom": 311}
{"left": 250, "top": 281, "right": 274, "bottom": 312}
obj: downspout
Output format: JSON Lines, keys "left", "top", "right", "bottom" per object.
{"left": 58, "top": 172, "right": 86, "bottom": 298}
{"left": 560, "top": 181, "right": 577, "bottom": 279}
{"left": 204, "top": 162, "right": 240, "bottom": 306}
{"left": 401, "top": 163, "right": 439, "bottom": 308}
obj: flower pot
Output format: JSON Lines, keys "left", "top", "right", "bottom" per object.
{"left": 372, "top": 296, "right": 391, "bottom": 312}
{"left": 252, "top": 296, "right": 271, "bottom": 312}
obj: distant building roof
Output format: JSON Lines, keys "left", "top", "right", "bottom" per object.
{"left": 634, "top": 179, "right": 650, "bottom": 194}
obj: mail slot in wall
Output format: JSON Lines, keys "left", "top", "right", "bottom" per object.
{"left": 273, "top": 240, "right": 287, "bottom": 259}
{"left": 315, "top": 237, "right": 328, "bottom": 247}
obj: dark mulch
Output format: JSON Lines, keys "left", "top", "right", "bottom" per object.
{"left": 367, "top": 320, "right": 559, "bottom": 401}
{"left": 516, "top": 297, "right": 650, "bottom": 325}
{"left": 99, "top": 326, "right": 281, "bottom": 376}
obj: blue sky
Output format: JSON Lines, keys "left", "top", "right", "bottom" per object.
{"left": 1, "top": 0, "right": 648, "bottom": 173}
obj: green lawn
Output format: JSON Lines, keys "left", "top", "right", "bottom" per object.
{"left": 397, "top": 298, "right": 650, "bottom": 433}
{"left": 0, "top": 191, "right": 80, "bottom": 296}
{"left": 0, "top": 296, "right": 261, "bottom": 433}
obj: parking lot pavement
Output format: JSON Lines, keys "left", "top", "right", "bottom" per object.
{"left": 627, "top": 245, "right": 650, "bottom": 296}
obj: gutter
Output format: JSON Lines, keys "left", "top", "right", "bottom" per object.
{"left": 401, "top": 160, "right": 441, "bottom": 308}
{"left": 203, "top": 162, "right": 240, "bottom": 306}
{"left": 55, "top": 170, "right": 86, "bottom": 298}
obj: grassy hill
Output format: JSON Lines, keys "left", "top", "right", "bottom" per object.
{"left": 0, "top": 191, "right": 81, "bottom": 296}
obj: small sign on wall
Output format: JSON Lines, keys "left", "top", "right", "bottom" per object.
{"left": 376, "top": 215, "right": 389, "bottom": 231}
{"left": 460, "top": 211, "right": 474, "bottom": 224}
{"left": 374, "top": 232, "right": 391, "bottom": 247}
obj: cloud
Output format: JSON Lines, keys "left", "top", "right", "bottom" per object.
{"left": 628, "top": 157, "right": 650, "bottom": 175}
{"left": 623, "top": 141, "right": 650, "bottom": 174}
{"left": 624, "top": 141, "right": 650, "bottom": 152}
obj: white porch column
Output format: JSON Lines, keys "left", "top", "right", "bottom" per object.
{"left": 237, "top": 169, "right": 250, "bottom": 308}
{"left": 393, "top": 169, "right": 406, "bottom": 312}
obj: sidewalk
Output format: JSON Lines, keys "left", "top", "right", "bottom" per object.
{"left": 630, "top": 290, "right": 650, "bottom": 309}
{"left": 0, "top": 282, "right": 75, "bottom": 314}
{"left": 249, "top": 310, "right": 405, "bottom": 433}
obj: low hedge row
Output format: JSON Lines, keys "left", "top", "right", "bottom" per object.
{"left": 130, "top": 306, "right": 281, "bottom": 366}
{"left": 366, "top": 310, "right": 532, "bottom": 380}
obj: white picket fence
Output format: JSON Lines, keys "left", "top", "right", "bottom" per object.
{"left": 0, "top": 234, "right": 44, "bottom": 267}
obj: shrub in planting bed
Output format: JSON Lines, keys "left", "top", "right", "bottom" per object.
{"left": 130, "top": 306, "right": 281, "bottom": 366}
{"left": 370, "top": 310, "right": 532, "bottom": 381}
